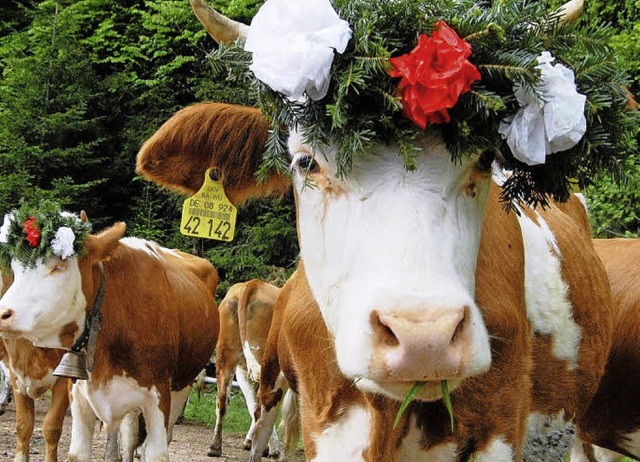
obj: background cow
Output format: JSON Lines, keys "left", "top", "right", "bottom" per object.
{"left": 0, "top": 218, "right": 220, "bottom": 462}
{"left": 2, "top": 337, "right": 69, "bottom": 462}
{"left": 210, "top": 279, "right": 291, "bottom": 459}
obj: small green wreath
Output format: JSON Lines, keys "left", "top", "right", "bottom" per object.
{"left": 0, "top": 201, "right": 92, "bottom": 270}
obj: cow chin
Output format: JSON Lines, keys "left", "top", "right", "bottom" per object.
{"left": 355, "top": 377, "right": 463, "bottom": 403}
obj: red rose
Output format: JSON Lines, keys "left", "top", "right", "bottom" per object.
{"left": 389, "top": 21, "right": 481, "bottom": 129}
{"left": 23, "top": 216, "right": 41, "bottom": 248}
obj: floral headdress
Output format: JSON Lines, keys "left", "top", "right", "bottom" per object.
{"left": 0, "top": 201, "right": 92, "bottom": 269}
{"left": 207, "top": 0, "right": 638, "bottom": 207}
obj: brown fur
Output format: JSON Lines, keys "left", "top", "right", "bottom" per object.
{"left": 574, "top": 239, "right": 640, "bottom": 459}
{"left": 209, "top": 280, "right": 280, "bottom": 457}
{"left": 76, "top": 225, "right": 219, "bottom": 430}
{"left": 555, "top": 194, "right": 592, "bottom": 238}
{"left": 136, "top": 102, "right": 290, "bottom": 204}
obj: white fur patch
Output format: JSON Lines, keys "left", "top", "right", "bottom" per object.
{"left": 312, "top": 405, "right": 371, "bottom": 462}
{"left": 10, "top": 363, "right": 57, "bottom": 399}
{"left": 72, "top": 374, "right": 170, "bottom": 462}
{"left": 76, "top": 374, "right": 152, "bottom": 431}
{"left": 476, "top": 436, "right": 514, "bottom": 461}
{"left": 242, "top": 340, "right": 261, "bottom": 382}
{"left": 517, "top": 209, "right": 581, "bottom": 368}
{"left": 120, "top": 237, "right": 164, "bottom": 259}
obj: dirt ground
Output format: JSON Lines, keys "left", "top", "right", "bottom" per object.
{"left": 0, "top": 398, "right": 305, "bottom": 462}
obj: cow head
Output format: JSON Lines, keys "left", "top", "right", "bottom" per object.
{"left": 0, "top": 211, "right": 125, "bottom": 349}
{"left": 289, "top": 131, "right": 495, "bottom": 401}
{"left": 135, "top": 0, "right": 516, "bottom": 402}
{"left": 138, "top": 104, "right": 494, "bottom": 404}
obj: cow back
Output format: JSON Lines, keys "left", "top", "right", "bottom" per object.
{"left": 85, "top": 242, "right": 219, "bottom": 392}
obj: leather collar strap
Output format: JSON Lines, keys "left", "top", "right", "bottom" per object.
{"left": 70, "top": 261, "right": 105, "bottom": 372}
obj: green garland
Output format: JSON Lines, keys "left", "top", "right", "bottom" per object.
{"left": 0, "top": 201, "right": 92, "bottom": 270}
{"left": 208, "top": 0, "right": 638, "bottom": 207}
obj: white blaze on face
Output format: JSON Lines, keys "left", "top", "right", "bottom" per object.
{"left": 289, "top": 130, "right": 492, "bottom": 399}
{"left": 0, "top": 258, "right": 86, "bottom": 348}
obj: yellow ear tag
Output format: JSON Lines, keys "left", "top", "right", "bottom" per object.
{"left": 180, "top": 168, "right": 237, "bottom": 241}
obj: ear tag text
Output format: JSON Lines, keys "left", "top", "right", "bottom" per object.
{"left": 180, "top": 169, "right": 237, "bottom": 241}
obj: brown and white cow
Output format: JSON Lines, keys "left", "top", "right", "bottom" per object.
{"left": 133, "top": 2, "right": 620, "bottom": 459}
{"left": 569, "top": 238, "right": 640, "bottom": 462}
{"left": 1, "top": 337, "right": 70, "bottom": 462}
{"left": 211, "top": 279, "right": 297, "bottom": 460}
{"left": 0, "top": 222, "right": 220, "bottom": 462}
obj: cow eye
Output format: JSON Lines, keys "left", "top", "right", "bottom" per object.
{"left": 296, "top": 155, "right": 319, "bottom": 174}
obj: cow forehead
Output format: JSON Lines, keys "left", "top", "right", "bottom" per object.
{"left": 288, "top": 129, "right": 475, "bottom": 192}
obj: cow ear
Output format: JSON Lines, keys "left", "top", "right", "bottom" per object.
{"left": 83, "top": 222, "right": 126, "bottom": 262}
{"left": 136, "top": 102, "right": 291, "bottom": 206}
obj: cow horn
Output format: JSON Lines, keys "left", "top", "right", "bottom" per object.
{"left": 189, "top": 0, "right": 248, "bottom": 44}
{"left": 556, "top": 0, "right": 584, "bottom": 23}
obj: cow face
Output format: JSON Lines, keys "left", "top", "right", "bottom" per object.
{"left": 136, "top": 101, "right": 495, "bottom": 403}
{"left": 288, "top": 130, "right": 493, "bottom": 400}
{"left": 0, "top": 257, "right": 85, "bottom": 347}
{"left": 0, "top": 222, "right": 125, "bottom": 349}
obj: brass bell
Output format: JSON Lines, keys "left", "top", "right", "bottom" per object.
{"left": 53, "top": 351, "right": 89, "bottom": 381}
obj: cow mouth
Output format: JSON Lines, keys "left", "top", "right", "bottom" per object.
{"left": 354, "top": 377, "right": 461, "bottom": 403}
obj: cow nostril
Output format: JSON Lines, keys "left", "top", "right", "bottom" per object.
{"left": 1, "top": 310, "right": 13, "bottom": 321}
{"left": 450, "top": 306, "right": 468, "bottom": 345}
{"left": 370, "top": 310, "right": 399, "bottom": 347}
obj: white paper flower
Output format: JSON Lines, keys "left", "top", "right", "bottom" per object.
{"left": 499, "top": 51, "right": 587, "bottom": 165}
{"left": 51, "top": 227, "right": 76, "bottom": 260}
{"left": 244, "top": 0, "right": 352, "bottom": 101}
{"left": 0, "top": 214, "right": 14, "bottom": 244}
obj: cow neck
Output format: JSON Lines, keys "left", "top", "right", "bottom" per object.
{"left": 70, "top": 261, "right": 105, "bottom": 372}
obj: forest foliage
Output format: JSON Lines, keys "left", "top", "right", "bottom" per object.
{"left": 0, "top": 0, "right": 638, "bottom": 296}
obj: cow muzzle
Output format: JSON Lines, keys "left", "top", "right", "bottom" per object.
{"left": 368, "top": 305, "right": 476, "bottom": 381}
